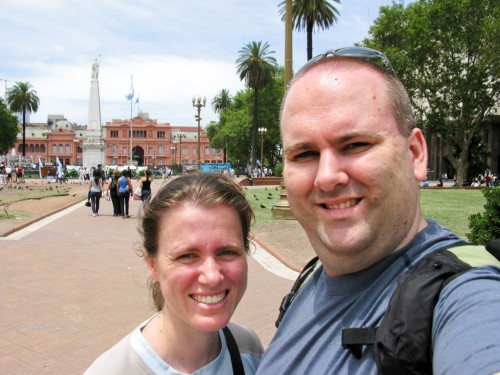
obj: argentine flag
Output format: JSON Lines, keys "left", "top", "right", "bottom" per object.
{"left": 125, "top": 75, "right": 134, "bottom": 100}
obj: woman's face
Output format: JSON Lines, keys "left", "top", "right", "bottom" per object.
{"left": 146, "top": 203, "right": 248, "bottom": 333}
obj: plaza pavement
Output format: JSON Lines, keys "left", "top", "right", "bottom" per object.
{"left": 0, "top": 181, "right": 305, "bottom": 374}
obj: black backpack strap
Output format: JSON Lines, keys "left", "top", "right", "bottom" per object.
{"left": 223, "top": 326, "right": 245, "bottom": 375}
{"left": 486, "top": 239, "right": 500, "bottom": 260}
{"left": 341, "top": 248, "right": 471, "bottom": 374}
{"left": 342, "top": 328, "right": 377, "bottom": 359}
{"left": 275, "top": 256, "right": 320, "bottom": 328}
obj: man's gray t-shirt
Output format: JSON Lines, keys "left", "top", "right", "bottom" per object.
{"left": 256, "top": 221, "right": 500, "bottom": 374}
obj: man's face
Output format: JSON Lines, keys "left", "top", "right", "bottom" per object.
{"left": 281, "top": 64, "right": 428, "bottom": 276}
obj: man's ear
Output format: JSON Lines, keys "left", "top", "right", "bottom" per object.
{"left": 408, "top": 128, "right": 428, "bottom": 181}
{"left": 144, "top": 250, "right": 158, "bottom": 281}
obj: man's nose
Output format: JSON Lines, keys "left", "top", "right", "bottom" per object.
{"left": 314, "top": 151, "right": 349, "bottom": 191}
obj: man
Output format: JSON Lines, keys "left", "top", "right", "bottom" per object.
{"left": 16, "top": 165, "right": 24, "bottom": 183}
{"left": 256, "top": 48, "right": 500, "bottom": 374}
{"left": 96, "top": 164, "right": 105, "bottom": 180}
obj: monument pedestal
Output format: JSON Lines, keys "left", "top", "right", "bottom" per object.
{"left": 82, "top": 138, "right": 106, "bottom": 168}
{"left": 272, "top": 185, "right": 296, "bottom": 220}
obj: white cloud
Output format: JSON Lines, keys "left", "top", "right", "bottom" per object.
{"left": 0, "top": 0, "right": 410, "bottom": 127}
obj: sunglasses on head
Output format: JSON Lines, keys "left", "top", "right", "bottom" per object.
{"left": 296, "top": 46, "right": 396, "bottom": 77}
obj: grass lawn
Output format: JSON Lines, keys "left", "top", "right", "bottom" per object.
{"left": 0, "top": 185, "right": 75, "bottom": 220}
{"left": 247, "top": 186, "right": 486, "bottom": 240}
{"left": 420, "top": 189, "right": 485, "bottom": 239}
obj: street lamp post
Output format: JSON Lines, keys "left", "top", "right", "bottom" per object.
{"left": 192, "top": 96, "right": 206, "bottom": 171}
{"left": 171, "top": 146, "right": 176, "bottom": 166}
{"left": 73, "top": 139, "right": 79, "bottom": 165}
{"left": 42, "top": 132, "right": 49, "bottom": 164}
{"left": 258, "top": 127, "right": 267, "bottom": 170}
{"left": 176, "top": 131, "right": 186, "bottom": 168}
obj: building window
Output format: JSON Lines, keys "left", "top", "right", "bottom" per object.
{"left": 148, "top": 147, "right": 153, "bottom": 155}
{"left": 183, "top": 147, "right": 188, "bottom": 156}
{"left": 158, "top": 146, "right": 164, "bottom": 155}
{"left": 157, "top": 131, "right": 165, "bottom": 139}
{"left": 112, "top": 145, "right": 117, "bottom": 154}
{"left": 205, "top": 147, "right": 210, "bottom": 156}
{"left": 110, "top": 130, "right": 118, "bottom": 138}
{"left": 122, "top": 147, "right": 127, "bottom": 155}
{"left": 59, "top": 144, "right": 64, "bottom": 153}
{"left": 65, "top": 144, "right": 70, "bottom": 153}
{"left": 52, "top": 144, "right": 57, "bottom": 154}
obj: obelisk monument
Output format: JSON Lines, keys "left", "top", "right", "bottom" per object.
{"left": 82, "top": 58, "right": 106, "bottom": 168}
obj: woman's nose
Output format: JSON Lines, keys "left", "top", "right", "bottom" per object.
{"left": 198, "top": 258, "right": 224, "bottom": 285}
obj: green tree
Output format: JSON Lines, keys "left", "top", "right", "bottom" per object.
{"left": 254, "top": 66, "right": 285, "bottom": 168}
{"left": 278, "top": 0, "right": 341, "bottom": 61}
{"left": 6, "top": 82, "right": 40, "bottom": 156}
{"left": 207, "top": 90, "right": 253, "bottom": 165}
{"left": 236, "top": 41, "right": 277, "bottom": 169}
{"left": 210, "top": 89, "right": 233, "bottom": 162}
{"left": 211, "top": 89, "right": 232, "bottom": 115}
{"left": 467, "top": 187, "right": 500, "bottom": 245}
{"left": 0, "top": 98, "right": 20, "bottom": 155}
{"left": 364, "top": 0, "right": 500, "bottom": 186}
{"left": 208, "top": 67, "right": 285, "bottom": 168}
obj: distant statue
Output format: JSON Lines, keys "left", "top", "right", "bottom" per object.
{"left": 91, "top": 59, "right": 99, "bottom": 79}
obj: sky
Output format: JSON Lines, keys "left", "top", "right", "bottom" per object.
{"left": 0, "top": 0, "right": 404, "bottom": 128}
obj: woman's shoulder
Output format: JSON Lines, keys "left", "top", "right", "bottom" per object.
{"left": 84, "top": 332, "right": 151, "bottom": 374}
{"left": 226, "top": 322, "right": 264, "bottom": 356}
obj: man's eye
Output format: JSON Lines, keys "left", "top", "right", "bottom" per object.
{"left": 293, "top": 150, "right": 318, "bottom": 160}
{"left": 345, "top": 142, "right": 369, "bottom": 151}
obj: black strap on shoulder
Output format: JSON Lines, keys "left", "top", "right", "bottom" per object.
{"left": 342, "top": 328, "right": 377, "bottom": 359}
{"left": 275, "top": 256, "right": 320, "bottom": 328}
{"left": 223, "top": 326, "right": 245, "bottom": 375}
{"left": 341, "top": 248, "right": 472, "bottom": 374}
{"left": 486, "top": 239, "right": 500, "bottom": 260}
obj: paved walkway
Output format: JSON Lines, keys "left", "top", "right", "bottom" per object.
{"left": 0, "top": 183, "right": 300, "bottom": 374}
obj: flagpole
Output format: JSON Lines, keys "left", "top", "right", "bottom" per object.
{"left": 129, "top": 74, "right": 133, "bottom": 166}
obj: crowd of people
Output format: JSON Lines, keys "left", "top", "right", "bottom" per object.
{"left": 0, "top": 164, "right": 25, "bottom": 184}
{"left": 245, "top": 166, "right": 272, "bottom": 178}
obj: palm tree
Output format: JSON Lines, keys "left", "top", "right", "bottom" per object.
{"left": 211, "top": 89, "right": 232, "bottom": 115}
{"left": 211, "top": 89, "right": 233, "bottom": 164}
{"left": 236, "top": 41, "right": 277, "bottom": 169}
{"left": 6, "top": 82, "right": 40, "bottom": 156}
{"left": 278, "top": 0, "right": 341, "bottom": 61}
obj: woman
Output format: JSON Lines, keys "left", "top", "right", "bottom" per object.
{"left": 85, "top": 173, "right": 263, "bottom": 374}
{"left": 139, "top": 169, "right": 153, "bottom": 204}
{"left": 105, "top": 169, "right": 121, "bottom": 216}
{"left": 88, "top": 170, "right": 103, "bottom": 217}
{"left": 117, "top": 169, "right": 133, "bottom": 218}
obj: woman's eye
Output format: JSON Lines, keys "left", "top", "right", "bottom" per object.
{"left": 176, "top": 253, "right": 196, "bottom": 260}
{"left": 219, "top": 249, "right": 243, "bottom": 257}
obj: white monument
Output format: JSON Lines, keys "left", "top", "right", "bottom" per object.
{"left": 82, "top": 58, "right": 106, "bottom": 168}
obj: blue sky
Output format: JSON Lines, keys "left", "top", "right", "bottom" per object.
{"left": 0, "top": 0, "right": 403, "bottom": 127}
